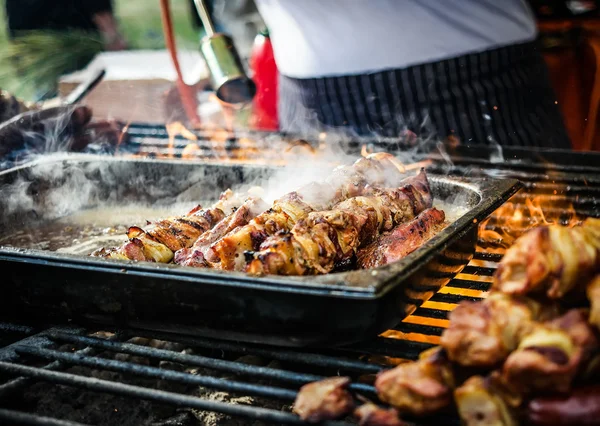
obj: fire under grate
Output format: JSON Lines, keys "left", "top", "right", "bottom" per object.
{"left": 0, "top": 139, "right": 599, "bottom": 425}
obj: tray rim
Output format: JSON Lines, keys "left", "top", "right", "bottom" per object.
{"left": 0, "top": 154, "right": 522, "bottom": 299}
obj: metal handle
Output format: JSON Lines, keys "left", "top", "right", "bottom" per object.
{"left": 64, "top": 69, "right": 106, "bottom": 106}
{"left": 193, "top": 0, "right": 216, "bottom": 37}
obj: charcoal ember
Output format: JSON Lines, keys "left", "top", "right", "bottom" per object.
{"left": 150, "top": 411, "right": 198, "bottom": 426}
{"left": 354, "top": 402, "right": 405, "bottom": 426}
{"left": 293, "top": 377, "right": 355, "bottom": 422}
{"left": 191, "top": 387, "right": 257, "bottom": 426}
{"left": 189, "top": 354, "right": 287, "bottom": 426}
{"left": 20, "top": 367, "right": 178, "bottom": 426}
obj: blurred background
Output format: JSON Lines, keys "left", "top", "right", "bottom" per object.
{"left": 2, "top": 0, "right": 600, "bottom": 150}
{"left": 0, "top": 0, "right": 198, "bottom": 100}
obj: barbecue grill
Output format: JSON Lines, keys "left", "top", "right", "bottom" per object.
{"left": 0, "top": 127, "right": 599, "bottom": 425}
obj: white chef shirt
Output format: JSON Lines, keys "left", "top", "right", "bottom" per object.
{"left": 254, "top": 0, "right": 537, "bottom": 79}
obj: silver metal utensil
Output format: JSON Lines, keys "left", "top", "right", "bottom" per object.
{"left": 193, "top": 0, "right": 256, "bottom": 104}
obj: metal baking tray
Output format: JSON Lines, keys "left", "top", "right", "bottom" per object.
{"left": 0, "top": 155, "right": 520, "bottom": 346}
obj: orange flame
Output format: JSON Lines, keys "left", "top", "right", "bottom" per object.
{"left": 361, "top": 144, "right": 372, "bottom": 157}
{"left": 478, "top": 191, "right": 580, "bottom": 250}
{"left": 165, "top": 121, "right": 198, "bottom": 158}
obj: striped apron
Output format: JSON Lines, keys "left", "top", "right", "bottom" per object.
{"left": 277, "top": 41, "right": 572, "bottom": 149}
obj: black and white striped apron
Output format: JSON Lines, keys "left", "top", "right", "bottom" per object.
{"left": 277, "top": 41, "right": 572, "bottom": 149}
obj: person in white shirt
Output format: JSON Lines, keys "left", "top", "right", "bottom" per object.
{"left": 254, "top": 0, "right": 571, "bottom": 149}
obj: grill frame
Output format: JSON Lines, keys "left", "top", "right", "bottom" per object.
{"left": 0, "top": 130, "right": 599, "bottom": 425}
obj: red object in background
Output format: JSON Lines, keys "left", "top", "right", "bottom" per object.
{"left": 250, "top": 29, "right": 279, "bottom": 131}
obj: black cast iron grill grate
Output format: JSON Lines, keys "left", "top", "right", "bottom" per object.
{"left": 0, "top": 129, "right": 599, "bottom": 425}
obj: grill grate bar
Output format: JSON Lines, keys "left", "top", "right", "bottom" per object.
{"left": 0, "top": 408, "right": 91, "bottom": 426}
{"left": 49, "top": 332, "right": 325, "bottom": 386}
{"left": 16, "top": 346, "right": 300, "bottom": 401}
{"left": 0, "top": 323, "right": 35, "bottom": 335}
{"left": 429, "top": 293, "right": 484, "bottom": 304}
{"left": 413, "top": 307, "right": 450, "bottom": 320}
{"left": 460, "top": 266, "right": 496, "bottom": 276}
{"left": 391, "top": 323, "right": 446, "bottom": 336}
{"left": 472, "top": 251, "right": 503, "bottom": 262}
{"left": 345, "top": 338, "right": 434, "bottom": 360}
{"left": 0, "top": 329, "right": 126, "bottom": 398}
{"left": 446, "top": 279, "right": 491, "bottom": 291}
{"left": 120, "top": 328, "right": 385, "bottom": 373}
{"left": 0, "top": 361, "right": 352, "bottom": 426}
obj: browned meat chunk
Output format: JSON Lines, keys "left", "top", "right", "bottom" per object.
{"left": 440, "top": 293, "right": 557, "bottom": 368}
{"left": 354, "top": 402, "right": 405, "bottom": 426}
{"left": 357, "top": 207, "right": 446, "bottom": 269}
{"left": 455, "top": 374, "right": 520, "bottom": 426}
{"left": 246, "top": 170, "right": 433, "bottom": 276}
{"left": 375, "top": 347, "right": 454, "bottom": 416}
{"left": 503, "top": 309, "right": 599, "bottom": 394}
{"left": 493, "top": 218, "right": 600, "bottom": 299}
{"left": 293, "top": 377, "right": 354, "bottom": 422}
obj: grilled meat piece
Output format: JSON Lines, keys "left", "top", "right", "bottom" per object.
{"left": 174, "top": 197, "right": 268, "bottom": 267}
{"left": 375, "top": 347, "right": 454, "bottom": 416}
{"left": 92, "top": 189, "right": 241, "bottom": 262}
{"left": 211, "top": 153, "right": 411, "bottom": 271}
{"left": 354, "top": 402, "right": 405, "bottom": 426}
{"left": 502, "top": 309, "right": 599, "bottom": 394}
{"left": 293, "top": 377, "right": 354, "bottom": 423}
{"left": 210, "top": 191, "right": 317, "bottom": 270}
{"left": 440, "top": 293, "right": 558, "bottom": 368}
{"left": 245, "top": 169, "right": 432, "bottom": 276}
{"left": 588, "top": 275, "right": 600, "bottom": 331}
{"left": 357, "top": 207, "right": 446, "bottom": 269}
{"left": 526, "top": 385, "right": 600, "bottom": 426}
{"left": 493, "top": 218, "right": 600, "bottom": 299}
{"left": 454, "top": 374, "right": 520, "bottom": 426}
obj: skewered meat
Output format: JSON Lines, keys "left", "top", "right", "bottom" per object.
{"left": 211, "top": 153, "right": 410, "bottom": 271}
{"left": 588, "top": 275, "right": 600, "bottom": 330}
{"left": 245, "top": 169, "right": 432, "bottom": 276}
{"left": 354, "top": 402, "right": 405, "bottom": 426}
{"left": 502, "top": 309, "right": 599, "bottom": 394}
{"left": 374, "top": 347, "right": 454, "bottom": 416}
{"left": 440, "top": 293, "right": 558, "bottom": 368}
{"left": 92, "top": 189, "right": 243, "bottom": 262}
{"left": 174, "top": 197, "right": 268, "bottom": 267}
{"left": 493, "top": 218, "right": 600, "bottom": 299}
{"left": 292, "top": 376, "right": 354, "bottom": 423}
{"left": 357, "top": 207, "right": 446, "bottom": 269}
{"left": 454, "top": 374, "right": 520, "bottom": 426}
{"left": 526, "top": 385, "right": 600, "bottom": 426}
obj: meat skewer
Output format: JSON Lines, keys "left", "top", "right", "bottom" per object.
{"left": 440, "top": 293, "right": 559, "bottom": 368}
{"left": 587, "top": 275, "right": 600, "bottom": 331}
{"left": 208, "top": 153, "right": 409, "bottom": 270}
{"left": 454, "top": 373, "right": 521, "bottom": 426}
{"left": 357, "top": 207, "right": 446, "bottom": 269}
{"left": 493, "top": 218, "right": 600, "bottom": 299}
{"left": 92, "top": 189, "right": 244, "bottom": 263}
{"left": 526, "top": 385, "right": 600, "bottom": 426}
{"left": 245, "top": 169, "right": 432, "bottom": 276}
{"left": 354, "top": 402, "right": 405, "bottom": 426}
{"left": 174, "top": 197, "right": 268, "bottom": 267}
{"left": 292, "top": 376, "right": 355, "bottom": 423}
{"left": 502, "top": 309, "right": 599, "bottom": 394}
{"left": 374, "top": 347, "right": 455, "bottom": 416}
